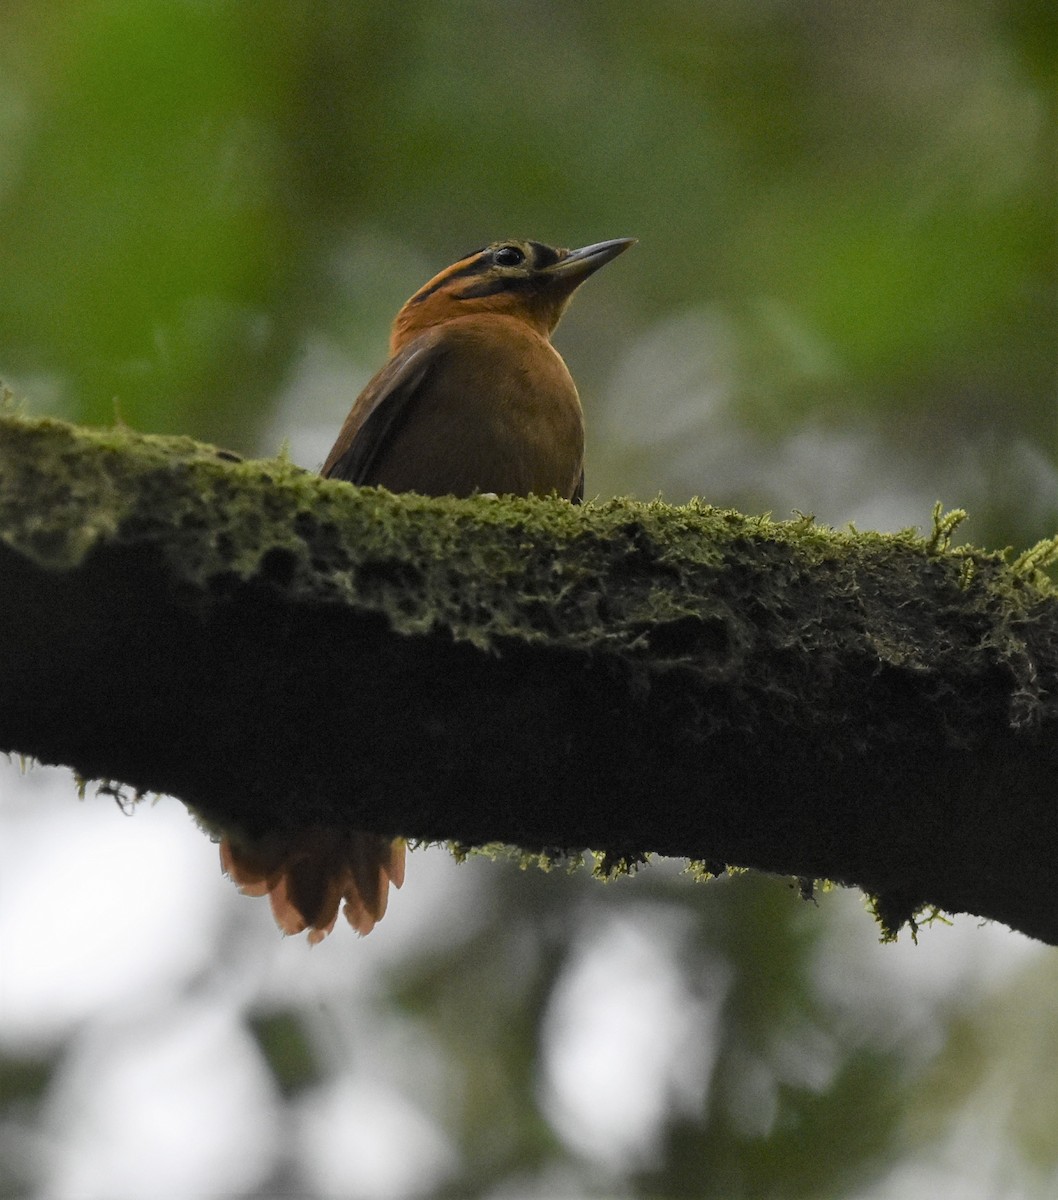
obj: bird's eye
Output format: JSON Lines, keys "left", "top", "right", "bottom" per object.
{"left": 493, "top": 246, "right": 525, "bottom": 267}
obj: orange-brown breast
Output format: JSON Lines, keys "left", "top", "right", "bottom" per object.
{"left": 338, "top": 312, "right": 585, "bottom": 500}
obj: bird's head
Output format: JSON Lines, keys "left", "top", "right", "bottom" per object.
{"left": 391, "top": 237, "right": 635, "bottom": 351}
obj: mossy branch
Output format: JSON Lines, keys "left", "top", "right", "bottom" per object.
{"left": 2, "top": 411, "right": 1058, "bottom": 943}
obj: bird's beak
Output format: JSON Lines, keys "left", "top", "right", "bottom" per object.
{"left": 546, "top": 238, "right": 637, "bottom": 283}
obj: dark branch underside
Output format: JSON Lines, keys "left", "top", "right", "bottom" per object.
{"left": 2, "top": 412, "right": 1057, "bottom": 943}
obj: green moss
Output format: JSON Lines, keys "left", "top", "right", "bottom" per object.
{"left": 3, "top": 407, "right": 1052, "bottom": 698}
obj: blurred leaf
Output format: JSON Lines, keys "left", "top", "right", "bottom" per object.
{"left": 0, "top": 1, "right": 303, "bottom": 444}
{"left": 247, "top": 1010, "right": 322, "bottom": 1099}
{"left": 0, "top": 1052, "right": 54, "bottom": 1112}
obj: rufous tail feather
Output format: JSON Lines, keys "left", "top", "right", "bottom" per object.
{"left": 220, "top": 829, "right": 406, "bottom": 941}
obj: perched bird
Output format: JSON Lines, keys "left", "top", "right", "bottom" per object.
{"left": 221, "top": 236, "right": 635, "bottom": 942}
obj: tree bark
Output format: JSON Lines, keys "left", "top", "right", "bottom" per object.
{"left": 2, "top": 410, "right": 1057, "bottom": 943}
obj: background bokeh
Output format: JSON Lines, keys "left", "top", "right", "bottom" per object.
{"left": 1, "top": 2, "right": 1055, "bottom": 1197}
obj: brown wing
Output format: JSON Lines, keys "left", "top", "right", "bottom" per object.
{"left": 321, "top": 330, "right": 443, "bottom": 483}
{"left": 572, "top": 469, "right": 584, "bottom": 505}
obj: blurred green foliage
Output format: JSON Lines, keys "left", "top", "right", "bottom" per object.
{"left": 1, "top": 2, "right": 1055, "bottom": 1197}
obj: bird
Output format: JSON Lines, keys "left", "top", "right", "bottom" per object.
{"left": 220, "top": 236, "right": 635, "bottom": 942}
